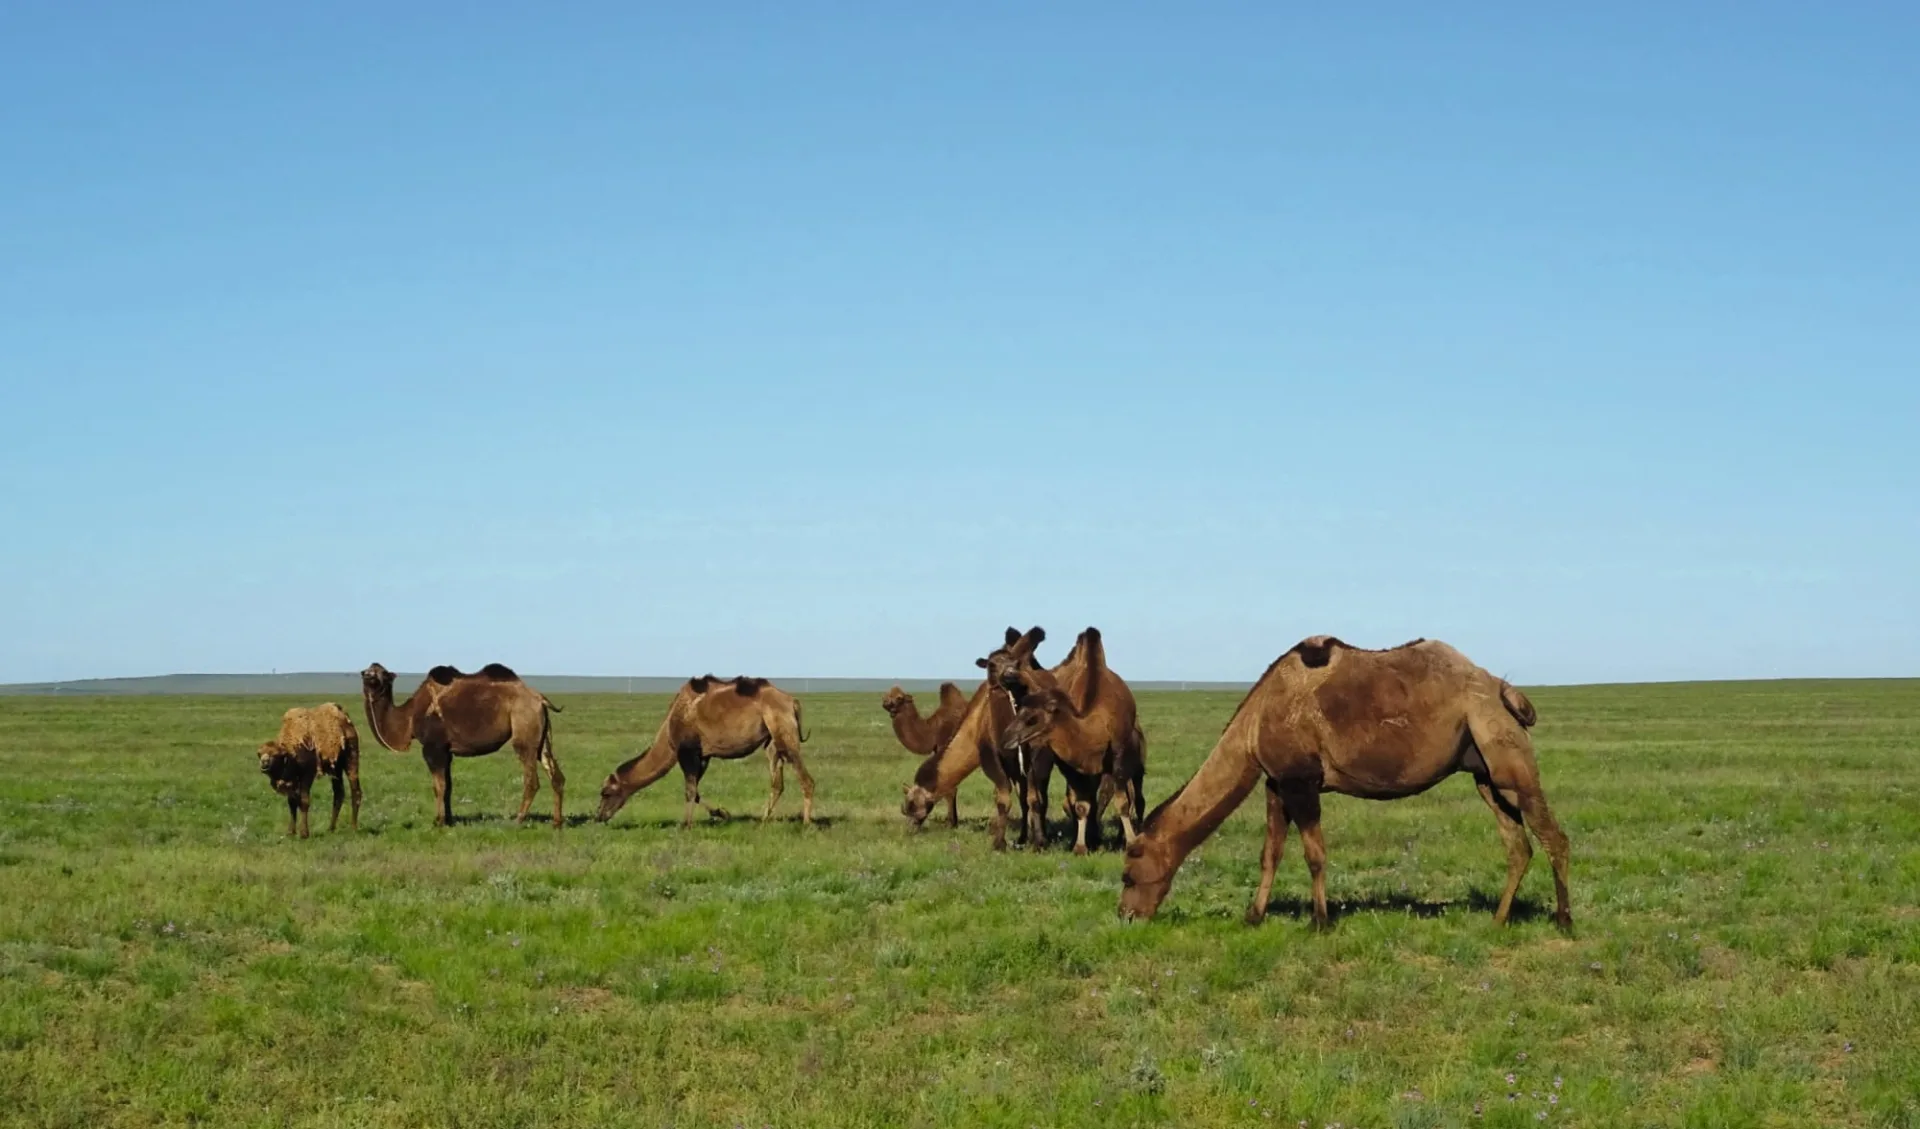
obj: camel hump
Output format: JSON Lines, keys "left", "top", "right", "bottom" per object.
{"left": 689, "top": 675, "right": 715, "bottom": 694}
{"left": 1288, "top": 635, "right": 1347, "bottom": 669}
{"left": 427, "top": 665, "right": 465, "bottom": 685}
{"left": 480, "top": 662, "right": 519, "bottom": 681}
{"left": 1500, "top": 682, "right": 1537, "bottom": 728}
{"left": 732, "top": 676, "right": 766, "bottom": 697}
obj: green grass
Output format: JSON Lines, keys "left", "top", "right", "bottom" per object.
{"left": 1, "top": 681, "right": 1916, "bottom": 1128}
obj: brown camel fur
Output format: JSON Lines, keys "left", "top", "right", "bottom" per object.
{"left": 360, "top": 662, "right": 565, "bottom": 829}
{"left": 595, "top": 675, "right": 815, "bottom": 827}
{"left": 257, "top": 703, "right": 362, "bottom": 838}
{"left": 1118, "top": 636, "right": 1570, "bottom": 932}
{"left": 881, "top": 682, "right": 970, "bottom": 827}
{"left": 985, "top": 626, "right": 1146, "bottom": 853}
{"left": 902, "top": 678, "right": 1037, "bottom": 849}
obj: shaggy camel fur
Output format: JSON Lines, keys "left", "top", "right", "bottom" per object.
{"left": 901, "top": 678, "right": 1032, "bottom": 848}
{"left": 596, "top": 675, "right": 816, "bottom": 827}
{"left": 257, "top": 703, "right": 362, "bottom": 838}
{"left": 1119, "top": 636, "right": 1570, "bottom": 931}
{"left": 881, "top": 682, "right": 970, "bottom": 827}
{"left": 986, "top": 626, "right": 1146, "bottom": 853}
{"left": 360, "top": 662, "right": 565, "bottom": 829}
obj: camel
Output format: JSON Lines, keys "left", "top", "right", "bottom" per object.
{"left": 901, "top": 678, "right": 1034, "bottom": 849}
{"left": 359, "top": 662, "right": 565, "bottom": 829}
{"left": 1118, "top": 636, "right": 1571, "bottom": 932}
{"left": 256, "top": 703, "right": 362, "bottom": 838}
{"left": 595, "top": 675, "right": 816, "bottom": 827}
{"left": 985, "top": 626, "right": 1146, "bottom": 853}
{"left": 881, "top": 682, "right": 970, "bottom": 827}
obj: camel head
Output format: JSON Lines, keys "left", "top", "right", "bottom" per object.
{"left": 1004, "top": 687, "right": 1071, "bottom": 751}
{"left": 977, "top": 626, "right": 1046, "bottom": 690}
{"left": 360, "top": 663, "right": 395, "bottom": 698}
{"left": 256, "top": 741, "right": 288, "bottom": 776}
{"left": 1118, "top": 835, "right": 1175, "bottom": 921}
{"left": 901, "top": 782, "right": 937, "bottom": 829}
{"left": 879, "top": 687, "right": 913, "bottom": 716}
{"left": 594, "top": 775, "right": 632, "bottom": 823}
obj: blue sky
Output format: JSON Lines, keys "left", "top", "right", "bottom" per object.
{"left": 2, "top": 2, "right": 1915, "bottom": 686}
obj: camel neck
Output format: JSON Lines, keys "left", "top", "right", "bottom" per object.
{"left": 363, "top": 688, "right": 415, "bottom": 752}
{"left": 890, "top": 705, "right": 938, "bottom": 755}
{"left": 1144, "top": 731, "right": 1265, "bottom": 867}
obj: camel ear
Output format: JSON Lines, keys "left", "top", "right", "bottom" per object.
{"left": 1004, "top": 627, "right": 1021, "bottom": 646}
{"left": 975, "top": 657, "right": 990, "bottom": 669}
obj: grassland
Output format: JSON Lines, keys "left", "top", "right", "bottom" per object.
{"left": 1, "top": 680, "right": 1916, "bottom": 1128}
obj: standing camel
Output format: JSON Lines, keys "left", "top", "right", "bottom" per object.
{"left": 256, "top": 703, "right": 362, "bottom": 838}
{"left": 900, "top": 678, "right": 1034, "bottom": 849}
{"left": 595, "top": 676, "right": 816, "bottom": 827}
{"left": 983, "top": 626, "right": 1145, "bottom": 852}
{"left": 359, "top": 662, "right": 565, "bottom": 829}
{"left": 881, "top": 682, "right": 970, "bottom": 827}
{"left": 1118, "top": 636, "right": 1571, "bottom": 931}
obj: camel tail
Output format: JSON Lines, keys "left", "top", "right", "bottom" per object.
{"left": 1499, "top": 682, "right": 1536, "bottom": 729}
{"left": 542, "top": 694, "right": 564, "bottom": 714}
{"left": 795, "top": 701, "right": 810, "bottom": 743}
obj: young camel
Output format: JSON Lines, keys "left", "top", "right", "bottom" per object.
{"left": 595, "top": 676, "right": 816, "bottom": 827}
{"left": 1119, "top": 636, "right": 1571, "bottom": 932}
{"left": 360, "top": 662, "right": 564, "bottom": 829}
{"left": 256, "top": 703, "right": 362, "bottom": 838}
{"left": 881, "top": 682, "right": 970, "bottom": 827}
{"left": 901, "top": 679, "right": 1032, "bottom": 849}
{"left": 985, "top": 626, "right": 1145, "bottom": 853}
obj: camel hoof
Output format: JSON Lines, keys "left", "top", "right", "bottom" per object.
{"left": 1554, "top": 911, "right": 1574, "bottom": 934}
{"left": 1073, "top": 844, "right": 1088, "bottom": 857}
{"left": 710, "top": 808, "right": 730, "bottom": 821}
{"left": 1244, "top": 905, "right": 1267, "bottom": 926}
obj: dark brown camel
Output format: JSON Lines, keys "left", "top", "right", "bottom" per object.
{"left": 595, "top": 675, "right": 816, "bottom": 827}
{"left": 1118, "top": 636, "right": 1571, "bottom": 931}
{"left": 256, "top": 703, "right": 362, "bottom": 838}
{"left": 983, "top": 626, "right": 1145, "bottom": 853}
{"left": 360, "top": 662, "right": 565, "bottom": 829}
{"left": 881, "top": 682, "right": 970, "bottom": 827}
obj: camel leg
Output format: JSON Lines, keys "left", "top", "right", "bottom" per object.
{"left": 328, "top": 771, "right": 345, "bottom": 832}
{"left": 1022, "top": 748, "right": 1053, "bottom": 850}
{"left": 945, "top": 793, "right": 959, "bottom": 829}
{"left": 1476, "top": 780, "right": 1533, "bottom": 926}
{"left": 512, "top": 743, "right": 540, "bottom": 826}
{"left": 296, "top": 786, "right": 312, "bottom": 840}
{"left": 1469, "top": 712, "right": 1572, "bottom": 931}
{"left": 542, "top": 744, "right": 565, "bottom": 830}
{"left": 285, "top": 791, "right": 300, "bottom": 838}
{"left": 1116, "top": 773, "right": 1141, "bottom": 846}
{"left": 1517, "top": 788, "right": 1573, "bottom": 932}
{"left": 425, "top": 748, "right": 453, "bottom": 827}
{"left": 762, "top": 747, "right": 786, "bottom": 822}
{"left": 1285, "top": 786, "right": 1329, "bottom": 929}
{"left": 783, "top": 748, "right": 818, "bottom": 825}
{"left": 1246, "top": 780, "right": 1289, "bottom": 925}
{"left": 346, "top": 760, "right": 362, "bottom": 831}
{"left": 678, "top": 750, "right": 726, "bottom": 827}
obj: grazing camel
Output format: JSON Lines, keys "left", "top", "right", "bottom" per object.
{"left": 902, "top": 678, "right": 1034, "bottom": 848}
{"left": 1119, "top": 636, "right": 1570, "bottom": 932}
{"left": 984, "top": 626, "right": 1146, "bottom": 853}
{"left": 256, "top": 703, "right": 362, "bottom": 838}
{"left": 360, "top": 662, "right": 565, "bottom": 829}
{"left": 881, "top": 682, "right": 970, "bottom": 827}
{"left": 595, "top": 675, "right": 816, "bottom": 827}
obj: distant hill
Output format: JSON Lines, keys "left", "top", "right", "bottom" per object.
{"left": 0, "top": 672, "right": 1256, "bottom": 696}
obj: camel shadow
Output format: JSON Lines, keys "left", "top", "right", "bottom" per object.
{"left": 1251, "top": 890, "right": 1548, "bottom": 926}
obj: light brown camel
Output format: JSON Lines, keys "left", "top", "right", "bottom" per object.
{"left": 902, "top": 678, "right": 1034, "bottom": 848}
{"left": 881, "top": 682, "right": 970, "bottom": 827}
{"left": 595, "top": 675, "right": 815, "bottom": 827}
{"left": 360, "top": 662, "right": 565, "bottom": 829}
{"left": 1118, "top": 636, "right": 1570, "bottom": 931}
{"left": 985, "top": 626, "right": 1146, "bottom": 853}
{"left": 256, "top": 703, "right": 362, "bottom": 838}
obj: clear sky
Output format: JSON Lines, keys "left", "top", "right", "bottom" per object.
{"left": 2, "top": 2, "right": 1915, "bottom": 686}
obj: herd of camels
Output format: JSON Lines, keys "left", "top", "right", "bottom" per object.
{"left": 255, "top": 627, "right": 1572, "bottom": 929}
